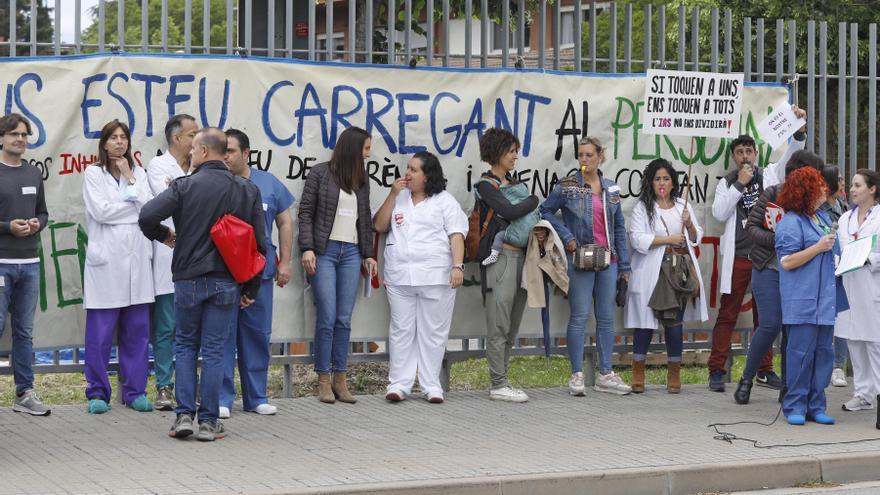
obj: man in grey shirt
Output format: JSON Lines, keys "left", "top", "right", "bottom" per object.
{"left": 0, "top": 113, "right": 50, "bottom": 415}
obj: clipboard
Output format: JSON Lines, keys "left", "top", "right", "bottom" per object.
{"left": 835, "top": 234, "right": 878, "bottom": 276}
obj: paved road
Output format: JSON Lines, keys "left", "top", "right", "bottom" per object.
{"left": 1, "top": 384, "right": 878, "bottom": 495}
{"left": 733, "top": 481, "right": 880, "bottom": 494}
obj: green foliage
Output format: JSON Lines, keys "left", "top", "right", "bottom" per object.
{"left": 0, "top": 0, "right": 54, "bottom": 56}
{"left": 80, "top": 0, "right": 229, "bottom": 52}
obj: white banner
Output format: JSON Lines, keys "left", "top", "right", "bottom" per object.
{"left": 642, "top": 69, "right": 745, "bottom": 138}
{"left": 0, "top": 54, "right": 789, "bottom": 351}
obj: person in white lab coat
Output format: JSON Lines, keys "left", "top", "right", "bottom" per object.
{"left": 82, "top": 120, "right": 156, "bottom": 414}
{"left": 373, "top": 151, "right": 468, "bottom": 403}
{"left": 144, "top": 113, "right": 198, "bottom": 411}
{"left": 835, "top": 169, "right": 880, "bottom": 413}
{"left": 625, "top": 158, "right": 708, "bottom": 393}
{"left": 707, "top": 111, "right": 806, "bottom": 392}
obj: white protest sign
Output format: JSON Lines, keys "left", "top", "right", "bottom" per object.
{"left": 642, "top": 69, "right": 744, "bottom": 138}
{"left": 756, "top": 101, "right": 805, "bottom": 149}
{"left": 0, "top": 54, "right": 789, "bottom": 351}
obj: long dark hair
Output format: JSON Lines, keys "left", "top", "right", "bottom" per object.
{"left": 639, "top": 158, "right": 680, "bottom": 226}
{"left": 330, "top": 126, "right": 370, "bottom": 193}
{"left": 97, "top": 119, "right": 134, "bottom": 176}
{"left": 413, "top": 151, "right": 447, "bottom": 197}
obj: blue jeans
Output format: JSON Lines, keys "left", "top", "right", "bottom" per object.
{"left": 743, "top": 268, "right": 783, "bottom": 381}
{"left": 173, "top": 276, "right": 239, "bottom": 424}
{"left": 566, "top": 260, "right": 618, "bottom": 375}
{"left": 311, "top": 240, "right": 361, "bottom": 373}
{"left": 0, "top": 263, "right": 39, "bottom": 394}
{"left": 784, "top": 324, "right": 834, "bottom": 418}
{"left": 833, "top": 337, "right": 848, "bottom": 369}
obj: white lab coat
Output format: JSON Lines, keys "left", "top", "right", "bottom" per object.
{"left": 711, "top": 139, "right": 804, "bottom": 294}
{"left": 145, "top": 153, "right": 186, "bottom": 296}
{"left": 82, "top": 164, "right": 155, "bottom": 309}
{"left": 834, "top": 208, "right": 880, "bottom": 342}
{"left": 624, "top": 199, "right": 708, "bottom": 329}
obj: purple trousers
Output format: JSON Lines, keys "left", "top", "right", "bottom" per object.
{"left": 84, "top": 304, "right": 151, "bottom": 404}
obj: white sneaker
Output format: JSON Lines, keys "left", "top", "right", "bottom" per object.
{"left": 481, "top": 250, "right": 500, "bottom": 266}
{"left": 831, "top": 368, "right": 848, "bottom": 387}
{"left": 252, "top": 403, "right": 277, "bottom": 415}
{"left": 568, "top": 372, "right": 586, "bottom": 396}
{"left": 489, "top": 386, "right": 529, "bottom": 403}
{"left": 594, "top": 371, "right": 632, "bottom": 395}
{"left": 842, "top": 396, "right": 873, "bottom": 411}
{"left": 218, "top": 406, "right": 231, "bottom": 419}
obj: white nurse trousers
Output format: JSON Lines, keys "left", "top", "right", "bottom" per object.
{"left": 386, "top": 284, "right": 456, "bottom": 397}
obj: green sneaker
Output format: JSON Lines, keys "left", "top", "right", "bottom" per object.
{"left": 129, "top": 394, "right": 153, "bottom": 412}
{"left": 88, "top": 399, "right": 110, "bottom": 414}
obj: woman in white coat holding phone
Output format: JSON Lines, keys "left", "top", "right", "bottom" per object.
{"left": 625, "top": 158, "right": 708, "bottom": 393}
{"left": 835, "top": 169, "right": 880, "bottom": 413}
{"left": 82, "top": 120, "right": 155, "bottom": 414}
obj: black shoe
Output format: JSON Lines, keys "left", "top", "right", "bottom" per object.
{"left": 709, "top": 371, "right": 726, "bottom": 392}
{"left": 734, "top": 378, "right": 753, "bottom": 404}
{"left": 755, "top": 371, "right": 784, "bottom": 390}
{"left": 778, "top": 385, "right": 787, "bottom": 404}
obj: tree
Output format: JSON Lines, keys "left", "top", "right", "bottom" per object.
{"left": 80, "top": 0, "right": 228, "bottom": 52}
{"left": 0, "top": 0, "right": 53, "bottom": 56}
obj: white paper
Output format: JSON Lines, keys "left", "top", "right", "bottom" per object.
{"left": 756, "top": 102, "right": 806, "bottom": 149}
{"left": 362, "top": 275, "right": 373, "bottom": 298}
{"left": 642, "top": 69, "right": 744, "bottom": 138}
{"left": 835, "top": 234, "right": 877, "bottom": 276}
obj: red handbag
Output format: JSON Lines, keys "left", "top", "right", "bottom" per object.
{"left": 210, "top": 213, "right": 266, "bottom": 283}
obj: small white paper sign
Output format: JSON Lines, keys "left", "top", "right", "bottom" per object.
{"left": 756, "top": 101, "right": 806, "bottom": 149}
{"left": 642, "top": 69, "right": 744, "bottom": 138}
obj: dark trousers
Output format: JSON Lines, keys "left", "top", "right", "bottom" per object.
{"left": 708, "top": 256, "right": 773, "bottom": 374}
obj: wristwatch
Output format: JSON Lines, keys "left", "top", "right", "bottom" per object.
{"left": 452, "top": 263, "right": 465, "bottom": 271}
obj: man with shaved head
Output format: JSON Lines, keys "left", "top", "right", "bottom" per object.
{"left": 139, "top": 127, "right": 266, "bottom": 441}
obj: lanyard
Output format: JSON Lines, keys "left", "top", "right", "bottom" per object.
{"left": 848, "top": 206, "right": 875, "bottom": 240}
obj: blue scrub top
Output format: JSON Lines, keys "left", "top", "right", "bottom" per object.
{"left": 775, "top": 210, "right": 839, "bottom": 326}
{"left": 249, "top": 168, "right": 295, "bottom": 280}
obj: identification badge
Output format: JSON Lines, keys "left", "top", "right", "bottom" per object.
{"left": 21, "top": 186, "right": 36, "bottom": 195}
{"left": 608, "top": 185, "right": 621, "bottom": 193}
{"left": 338, "top": 208, "right": 355, "bottom": 217}
{"left": 262, "top": 203, "right": 268, "bottom": 212}
{"left": 742, "top": 218, "right": 748, "bottom": 229}
{"left": 394, "top": 213, "right": 405, "bottom": 226}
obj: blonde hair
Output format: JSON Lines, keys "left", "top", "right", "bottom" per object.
{"left": 578, "top": 136, "right": 605, "bottom": 163}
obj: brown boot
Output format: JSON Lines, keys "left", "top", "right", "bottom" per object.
{"left": 631, "top": 360, "right": 646, "bottom": 393}
{"left": 317, "top": 373, "right": 335, "bottom": 403}
{"left": 667, "top": 362, "right": 681, "bottom": 394}
{"left": 332, "top": 373, "right": 357, "bottom": 403}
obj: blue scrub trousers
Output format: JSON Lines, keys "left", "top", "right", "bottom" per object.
{"left": 221, "top": 278, "right": 274, "bottom": 411}
{"left": 783, "top": 324, "right": 834, "bottom": 418}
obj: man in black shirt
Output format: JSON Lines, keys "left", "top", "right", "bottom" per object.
{"left": 139, "top": 127, "right": 265, "bottom": 441}
{"left": 0, "top": 113, "right": 50, "bottom": 416}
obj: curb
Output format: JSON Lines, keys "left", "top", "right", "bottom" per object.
{"left": 268, "top": 451, "right": 880, "bottom": 495}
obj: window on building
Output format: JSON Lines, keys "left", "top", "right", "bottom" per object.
{"left": 316, "top": 33, "right": 345, "bottom": 60}
{"left": 491, "top": 21, "right": 531, "bottom": 52}
{"left": 560, "top": 2, "right": 610, "bottom": 47}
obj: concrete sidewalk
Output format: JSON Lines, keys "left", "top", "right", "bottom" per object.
{"left": 1, "top": 384, "right": 879, "bottom": 495}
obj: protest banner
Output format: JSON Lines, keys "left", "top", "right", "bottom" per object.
{"left": 0, "top": 54, "right": 789, "bottom": 351}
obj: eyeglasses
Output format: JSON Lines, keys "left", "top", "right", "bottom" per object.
{"left": 4, "top": 132, "right": 28, "bottom": 139}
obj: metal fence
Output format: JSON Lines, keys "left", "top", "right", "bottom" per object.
{"left": 2, "top": 0, "right": 875, "bottom": 391}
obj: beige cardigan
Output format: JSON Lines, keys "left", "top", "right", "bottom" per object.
{"left": 522, "top": 219, "right": 569, "bottom": 308}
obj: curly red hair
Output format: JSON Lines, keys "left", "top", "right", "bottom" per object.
{"left": 777, "top": 167, "right": 827, "bottom": 215}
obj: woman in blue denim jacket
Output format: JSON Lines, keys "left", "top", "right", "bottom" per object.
{"left": 539, "top": 136, "right": 631, "bottom": 396}
{"left": 775, "top": 166, "right": 840, "bottom": 426}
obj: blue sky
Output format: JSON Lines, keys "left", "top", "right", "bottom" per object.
{"left": 57, "top": 0, "right": 99, "bottom": 43}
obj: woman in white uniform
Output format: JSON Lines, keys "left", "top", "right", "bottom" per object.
{"left": 373, "top": 151, "right": 468, "bottom": 403}
{"left": 82, "top": 120, "right": 155, "bottom": 414}
{"left": 835, "top": 169, "right": 880, "bottom": 412}
{"left": 625, "top": 158, "right": 708, "bottom": 393}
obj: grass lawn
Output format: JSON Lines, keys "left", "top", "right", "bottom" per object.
{"left": 0, "top": 354, "right": 770, "bottom": 407}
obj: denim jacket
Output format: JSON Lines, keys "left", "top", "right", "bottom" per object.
{"left": 539, "top": 173, "right": 630, "bottom": 273}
